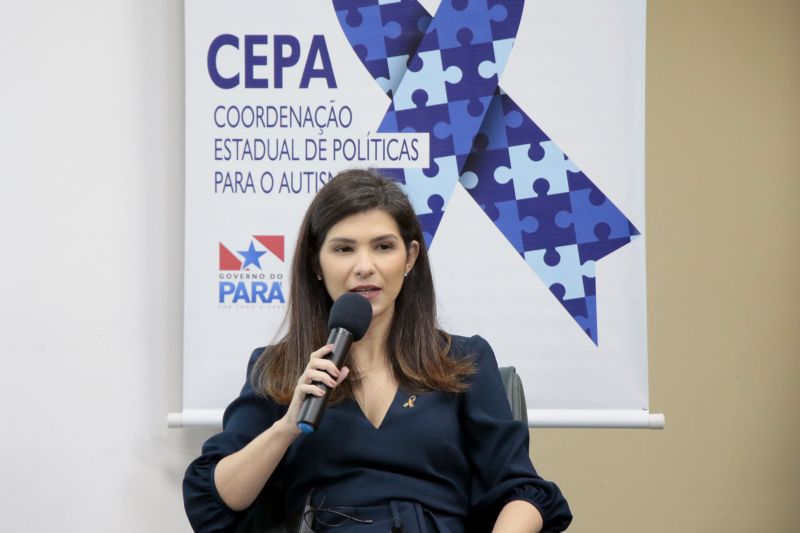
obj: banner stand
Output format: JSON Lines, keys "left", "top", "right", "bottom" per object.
{"left": 167, "top": 409, "right": 665, "bottom": 430}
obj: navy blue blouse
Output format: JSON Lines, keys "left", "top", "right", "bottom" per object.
{"left": 183, "top": 335, "right": 571, "bottom": 532}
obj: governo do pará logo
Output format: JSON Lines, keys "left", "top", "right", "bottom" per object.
{"left": 218, "top": 235, "right": 286, "bottom": 306}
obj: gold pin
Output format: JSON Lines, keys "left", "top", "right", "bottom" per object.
{"left": 402, "top": 395, "right": 417, "bottom": 408}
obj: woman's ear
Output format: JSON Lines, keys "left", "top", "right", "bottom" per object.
{"left": 405, "top": 240, "right": 420, "bottom": 273}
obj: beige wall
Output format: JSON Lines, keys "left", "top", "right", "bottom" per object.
{"left": 532, "top": 1, "right": 800, "bottom": 531}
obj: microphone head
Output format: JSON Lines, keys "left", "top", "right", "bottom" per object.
{"left": 328, "top": 293, "right": 373, "bottom": 341}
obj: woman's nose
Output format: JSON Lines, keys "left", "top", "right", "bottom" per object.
{"left": 353, "top": 250, "right": 375, "bottom": 278}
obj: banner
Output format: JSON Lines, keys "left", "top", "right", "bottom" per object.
{"left": 174, "top": 0, "right": 656, "bottom": 428}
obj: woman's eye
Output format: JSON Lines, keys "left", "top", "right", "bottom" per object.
{"left": 334, "top": 246, "right": 352, "bottom": 253}
{"left": 376, "top": 243, "right": 394, "bottom": 251}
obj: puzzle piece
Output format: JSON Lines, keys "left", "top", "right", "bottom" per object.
{"left": 551, "top": 286, "right": 588, "bottom": 319}
{"left": 550, "top": 272, "right": 599, "bottom": 344}
{"left": 524, "top": 244, "right": 596, "bottom": 301}
{"left": 384, "top": 101, "right": 455, "bottom": 157}
{"left": 473, "top": 91, "right": 507, "bottom": 150}
{"left": 461, "top": 127, "right": 516, "bottom": 205}
{"left": 441, "top": 41, "right": 500, "bottom": 103}
{"left": 392, "top": 50, "right": 462, "bottom": 111}
{"left": 477, "top": 38, "right": 515, "bottom": 79}
{"left": 555, "top": 187, "right": 640, "bottom": 245}
{"left": 494, "top": 141, "right": 578, "bottom": 200}
{"left": 481, "top": 199, "right": 538, "bottom": 254}
{"left": 433, "top": 96, "right": 492, "bottom": 157}
{"left": 500, "top": 92, "right": 550, "bottom": 147}
{"left": 427, "top": 0, "right": 509, "bottom": 49}
{"left": 571, "top": 295, "right": 598, "bottom": 344}
{"left": 375, "top": 54, "right": 410, "bottom": 96}
{"left": 488, "top": 0, "right": 526, "bottom": 40}
{"left": 335, "top": 5, "right": 390, "bottom": 62}
{"left": 397, "top": 154, "right": 460, "bottom": 215}
{"left": 332, "top": 1, "right": 430, "bottom": 89}
{"left": 459, "top": 145, "right": 516, "bottom": 206}
{"left": 577, "top": 235, "right": 636, "bottom": 264}
{"left": 365, "top": 57, "right": 392, "bottom": 91}
{"left": 548, "top": 280, "right": 594, "bottom": 333}
{"left": 379, "top": 1, "right": 430, "bottom": 58}
{"left": 469, "top": 89, "right": 520, "bottom": 153}
{"left": 517, "top": 192, "right": 577, "bottom": 251}
{"left": 417, "top": 194, "right": 445, "bottom": 248}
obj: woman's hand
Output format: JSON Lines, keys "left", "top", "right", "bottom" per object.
{"left": 277, "top": 344, "right": 350, "bottom": 435}
{"left": 214, "top": 346, "right": 349, "bottom": 512}
{"left": 492, "top": 500, "right": 544, "bottom": 533}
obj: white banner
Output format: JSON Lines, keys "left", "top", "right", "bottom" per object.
{"left": 177, "top": 0, "right": 654, "bottom": 428}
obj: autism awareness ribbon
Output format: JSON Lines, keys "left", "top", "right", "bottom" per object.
{"left": 333, "top": 0, "right": 640, "bottom": 344}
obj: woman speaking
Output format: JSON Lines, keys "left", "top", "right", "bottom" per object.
{"left": 183, "top": 169, "right": 572, "bottom": 532}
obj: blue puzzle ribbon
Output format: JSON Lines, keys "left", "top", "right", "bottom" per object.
{"left": 333, "top": 0, "right": 640, "bottom": 344}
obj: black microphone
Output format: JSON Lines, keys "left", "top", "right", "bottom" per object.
{"left": 296, "top": 292, "right": 372, "bottom": 433}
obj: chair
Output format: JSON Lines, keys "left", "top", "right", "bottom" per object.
{"left": 237, "top": 367, "right": 527, "bottom": 532}
{"left": 498, "top": 366, "right": 528, "bottom": 425}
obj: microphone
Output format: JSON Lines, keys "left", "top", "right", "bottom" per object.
{"left": 296, "top": 292, "right": 372, "bottom": 433}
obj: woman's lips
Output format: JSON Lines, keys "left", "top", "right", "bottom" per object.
{"left": 350, "top": 286, "right": 381, "bottom": 300}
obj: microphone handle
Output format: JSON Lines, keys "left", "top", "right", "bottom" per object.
{"left": 296, "top": 328, "right": 353, "bottom": 432}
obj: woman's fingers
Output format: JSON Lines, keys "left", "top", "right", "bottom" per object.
{"left": 305, "top": 369, "right": 337, "bottom": 388}
{"left": 309, "top": 344, "right": 334, "bottom": 359}
{"left": 294, "top": 345, "right": 348, "bottom": 393}
{"left": 335, "top": 366, "right": 350, "bottom": 386}
{"left": 306, "top": 349, "right": 340, "bottom": 376}
{"left": 296, "top": 383, "right": 326, "bottom": 397}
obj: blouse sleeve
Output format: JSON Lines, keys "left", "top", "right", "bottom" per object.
{"left": 459, "top": 335, "right": 572, "bottom": 532}
{"left": 182, "top": 348, "right": 287, "bottom": 533}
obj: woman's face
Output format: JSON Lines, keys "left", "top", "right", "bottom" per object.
{"left": 318, "top": 209, "right": 419, "bottom": 326}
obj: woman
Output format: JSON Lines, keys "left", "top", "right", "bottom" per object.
{"left": 183, "top": 169, "right": 572, "bottom": 532}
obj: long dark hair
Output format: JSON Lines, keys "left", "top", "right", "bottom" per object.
{"left": 252, "top": 168, "right": 474, "bottom": 404}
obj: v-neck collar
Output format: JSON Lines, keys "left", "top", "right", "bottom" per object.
{"left": 352, "top": 386, "right": 401, "bottom": 430}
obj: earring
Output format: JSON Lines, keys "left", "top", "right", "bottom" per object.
{"left": 316, "top": 274, "right": 322, "bottom": 281}
{"left": 404, "top": 271, "right": 408, "bottom": 278}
